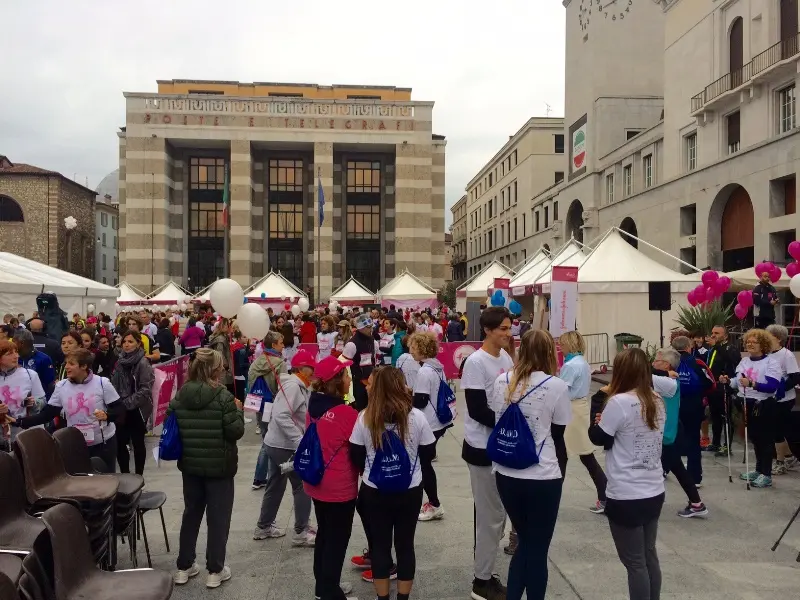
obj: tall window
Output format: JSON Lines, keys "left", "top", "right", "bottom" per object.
{"left": 686, "top": 134, "right": 697, "bottom": 171}
{"left": 544, "top": 206, "right": 549, "bottom": 228}
{"left": 554, "top": 134, "right": 565, "bottom": 154}
{"left": 268, "top": 159, "right": 304, "bottom": 288}
{"left": 346, "top": 160, "right": 381, "bottom": 292}
{"left": 623, "top": 166, "right": 633, "bottom": 197}
{"left": 523, "top": 213, "right": 526, "bottom": 236}
{"left": 643, "top": 155, "right": 653, "bottom": 188}
{"left": 514, "top": 217, "right": 518, "bottom": 241}
{"left": 112, "top": 216, "right": 118, "bottom": 230}
{"left": 535, "top": 211, "right": 540, "bottom": 232}
{"left": 779, "top": 84, "right": 796, "bottom": 134}
{"left": 102, "top": 254, "right": 107, "bottom": 269}
{"left": 555, "top": 171, "right": 564, "bottom": 184}
{"left": 553, "top": 201, "right": 559, "bottom": 221}
{"left": 727, "top": 111, "right": 741, "bottom": 154}
{"left": 101, "top": 213, "right": 108, "bottom": 227}
{"left": 188, "top": 157, "right": 226, "bottom": 290}
{"left": 606, "top": 174, "right": 615, "bottom": 204}
{"left": 102, "top": 233, "right": 106, "bottom": 247}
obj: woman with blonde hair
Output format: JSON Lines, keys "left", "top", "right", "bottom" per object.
{"left": 488, "top": 329, "right": 571, "bottom": 600}
{"left": 558, "top": 331, "right": 608, "bottom": 514}
{"left": 334, "top": 320, "right": 353, "bottom": 356}
{"left": 722, "top": 328, "right": 781, "bottom": 488}
{"left": 589, "top": 348, "right": 666, "bottom": 600}
{"left": 349, "top": 367, "right": 436, "bottom": 600}
{"left": 169, "top": 348, "right": 244, "bottom": 589}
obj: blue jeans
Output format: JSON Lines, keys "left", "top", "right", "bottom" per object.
{"left": 254, "top": 442, "right": 271, "bottom": 482}
{"left": 495, "top": 474, "right": 563, "bottom": 600}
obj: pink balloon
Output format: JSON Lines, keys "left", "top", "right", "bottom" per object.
{"left": 694, "top": 285, "right": 707, "bottom": 303}
{"left": 789, "top": 241, "right": 800, "bottom": 261}
{"left": 770, "top": 266, "right": 782, "bottom": 283}
{"left": 705, "top": 286, "right": 717, "bottom": 301}
{"left": 701, "top": 271, "right": 719, "bottom": 287}
{"left": 734, "top": 303, "right": 748, "bottom": 320}
{"left": 737, "top": 290, "right": 754, "bottom": 307}
{"left": 755, "top": 262, "right": 774, "bottom": 277}
{"left": 787, "top": 262, "right": 800, "bottom": 278}
{"left": 687, "top": 293, "right": 698, "bottom": 307}
{"left": 713, "top": 278, "right": 728, "bottom": 296}
{"left": 717, "top": 276, "right": 732, "bottom": 291}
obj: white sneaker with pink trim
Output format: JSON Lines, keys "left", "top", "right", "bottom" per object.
{"left": 418, "top": 502, "right": 445, "bottom": 522}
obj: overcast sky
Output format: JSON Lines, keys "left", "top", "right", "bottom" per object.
{"left": 1, "top": 0, "right": 565, "bottom": 228}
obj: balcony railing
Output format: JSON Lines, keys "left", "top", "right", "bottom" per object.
{"left": 691, "top": 32, "right": 799, "bottom": 113}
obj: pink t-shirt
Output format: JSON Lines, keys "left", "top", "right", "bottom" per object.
{"left": 303, "top": 403, "right": 359, "bottom": 502}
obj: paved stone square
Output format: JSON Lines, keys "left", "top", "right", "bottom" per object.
{"left": 136, "top": 386, "right": 800, "bottom": 600}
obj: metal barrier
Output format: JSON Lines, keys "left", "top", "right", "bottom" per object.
{"left": 584, "top": 333, "right": 609, "bottom": 368}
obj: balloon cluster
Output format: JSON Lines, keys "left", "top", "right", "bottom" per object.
{"left": 785, "top": 242, "right": 800, "bottom": 279}
{"left": 734, "top": 290, "right": 753, "bottom": 320}
{"left": 754, "top": 261, "right": 782, "bottom": 283}
{"left": 509, "top": 300, "right": 522, "bottom": 315}
{"left": 687, "top": 271, "right": 731, "bottom": 307}
{"left": 490, "top": 290, "right": 506, "bottom": 307}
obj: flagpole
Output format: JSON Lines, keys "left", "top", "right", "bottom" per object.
{"left": 316, "top": 167, "right": 321, "bottom": 308}
{"left": 223, "top": 162, "right": 230, "bottom": 279}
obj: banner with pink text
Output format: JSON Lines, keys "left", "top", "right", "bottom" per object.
{"left": 151, "top": 355, "right": 191, "bottom": 428}
{"left": 549, "top": 266, "right": 579, "bottom": 339}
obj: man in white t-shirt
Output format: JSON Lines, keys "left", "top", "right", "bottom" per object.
{"left": 459, "top": 306, "right": 514, "bottom": 600}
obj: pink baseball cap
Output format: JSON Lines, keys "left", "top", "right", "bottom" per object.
{"left": 291, "top": 349, "right": 317, "bottom": 370}
{"left": 315, "top": 355, "right": 352, "bottom": 382}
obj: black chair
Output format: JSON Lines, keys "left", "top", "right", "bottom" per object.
{"left": 0, "top": 554, "right": 22, "bottom": 587}
{"left": 0, "top": 572, "right": 20, "bottom": 600}
{"left": 136, "top": 492, "right": 169, "bottom": 568}
{"left": 41, "top": 504, "right": 172, "bottom": 600}
{"left": 0, "top": 453, "right": 45, "bottom": 555}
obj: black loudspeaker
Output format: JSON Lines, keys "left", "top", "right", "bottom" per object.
{"left": 648, "top": 282, "right": 671, "bottom": 311}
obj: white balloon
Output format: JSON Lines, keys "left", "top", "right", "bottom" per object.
{"left": 280, "top": 295, "right": 287, "bottom": 301}
{"left": 180, "top": 303, "right": 187, "bottom": 311}
{"left": 184, "top": 295, "right": 193, "bottom": 304}
{"left": 328, "top": 302, "right": 337, "bottom": 312}
{"left": 100, "top": 299, "right": 107, "bottom": 307}
{"left": 291, "top": 304, "right": 301, "bottom": 317}
{"left": 237, "top": 303, "right": 271, "bottom": 339}
{"left": 209, "top": 278, "right": 244, "bottom": 318}
{"left": 790, "top": 274, "right": 800, "bottom": 298}
{"left": 115, "top": 303, "right": 121, "bottom": 311}
{"left": 87, "top": 304, "right": 95, "bottom": 312}
{"left": 298, "top": 298, "right": 310, "bottom": 312}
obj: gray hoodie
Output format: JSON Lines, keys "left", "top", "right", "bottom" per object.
{"left": 264, "top": 373, "right": 310, "bottom": 450}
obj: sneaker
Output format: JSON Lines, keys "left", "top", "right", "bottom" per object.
{"left": 703, "top": 444, "right": 719, "bottom": 453}
{"left": 694, "top": 482, "right": 703, "bottom": 489}
{"left": 206, "top": 566, "right": 232, "bottom": 589}
{"left": 677, "top": 502, "right": 709, "bottom": 518}
{"left": 350, "top": 549, "right": 371, "bottom": 569}
{"left": 244, "top": 416, "right": 253, "bottom": 424}
{"left": 253, "top": 524, "right": 285, "bottom": 540}
{"left": 739, "top": 470, "right": 759, "bottom": 482}
{"left": 589, "top": 500, "right": 606, "bottom": 514}
{"left": 418, "top": 502, "right": 445, "bottom": 521}
{"left": 471, "top": 575, "right": 507, "bottom": 600}
{"left": 173, "top": 562, "right": 200, "bottom": 585}
{"left": 700, "top": 436, "right": 710, "bottom": 449}
{"left": 503, "top": 530, "right": 518, "bottom": 555}
{"left": 752, "top": 474, "right": 773, "bottom": 488}
{"left": 251, "top": 479, "right": 266, "bottom": 490}
{"left": 772, "top": 461, "right": 789, "bottom": 476}
{"left": 361, "top": 565, "right": 397, "bottom": 583}
{"left": 292, "top": 528, "right": 316, "bottom": 547}
{"left": 431, "top": 454, "right": 439, "bottom": 463}
{"left": 315, "top": 582, "right": 354, "bottom": 599}
{"left": 785, "top": 456, "right": 799, "bottom": 470}
{"left": 714, "top": 445, "right": 729, "bottom": 458}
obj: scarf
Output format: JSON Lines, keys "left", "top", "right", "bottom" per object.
{"left": 111, "top": 348, "right": 144, "bottom": 400}
{"left": 565, "top": 352, "right": 582, "bottom": 362}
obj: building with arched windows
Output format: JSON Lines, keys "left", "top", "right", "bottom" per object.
{"left": 118, "top": 80, "right": 447, "bottom": 299}
{"left": 470, "top": 0, "right": 799, "bottom": 280}
{"left": 0, "top": 156, "right": 97, "bottom": 279}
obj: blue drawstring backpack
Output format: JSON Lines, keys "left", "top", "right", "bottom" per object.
{"left": 159, "top": 412, "right": 182, "bottom": 461}
{"left": 367, "top": 428, "right": 417, "bottom": 492}
{"left": 425, "top": 365, "right": 455, "bottom": 424}
{"left": 247, "top": 376, "right": 274, "bottom": 421}
{"left": 487, "top": 376, "right": 551, "bottom": 470}
{"left": 295, "top": 417, "right": 347, "bottom": 485}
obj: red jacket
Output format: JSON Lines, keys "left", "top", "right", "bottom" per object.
{"left": 303, "top": 392, "right": 359, "bottom": 502}
{"left": 300, "top": 321, "right": 317, "bottom": 344}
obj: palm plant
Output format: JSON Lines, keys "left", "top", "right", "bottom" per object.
{"left": 674, "top": 299, "right": 733, "bottom": 337}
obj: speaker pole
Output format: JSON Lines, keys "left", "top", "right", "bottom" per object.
{"left": 660, "top": 310, "right": 665, "bottom": 348}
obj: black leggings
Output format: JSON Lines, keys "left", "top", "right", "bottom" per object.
{"left": 116, "top": 408, "right": 147, "bottom": 475}
{"left": 709, "top": 390, "right": 734, "bottom": 448}
{"left": 313, "top": 499, "right": 356, "bottom": 600}
{"left": 662, "top": 443, "right": 701, "bottom": 504}
{"left": 359, "top": 484, "right": 423, "bottom": 581}
{"left": 89, "top": 434, "right": 118, "bottom": 473}
{"left": 747, "top": 398, "right": 777, "bottom": 476}
{"left": 421, "top": 428, "right": 447, "bottom": 507}
{"left": 576, "top": 453, "right": 608, "bottom": 502}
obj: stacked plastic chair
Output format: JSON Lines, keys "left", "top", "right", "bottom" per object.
{"left": 12, "top": 429, "right": 118, "bottom": 569}
{"left": 52, "top": 428, "right": 144, "bottom": 568}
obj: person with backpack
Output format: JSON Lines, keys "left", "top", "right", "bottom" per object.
{"left": 557, "top": 331, "right": 608, "bottom": 515}
{"left": 408, "top": 332, "right": 454, "bottom": 523}
{"left": 670, "top": 336, "right": 715, "bottom": 487}
{"left": 487, "top": 329, "right": 571, "bottom": 600}
{"left": 298, "top": 356, "right": 360, "bottom": 600}
{"left": 588, "top": 348, "right": 666, "bottom": 600}
{"left": 253, "top": 350, "right": 316, "bottom": 545}
{"left": 460, "top": 306, "right": 514, "bottom": 600}
{"left": 349, "top": 367, "right": 436, "bottom": 600}
{"left": 167, "top": 348, "right": 244, "bottom": 589}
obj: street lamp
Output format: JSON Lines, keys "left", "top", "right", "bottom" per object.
{"left": 64, "top": 216, "right": 77, "bottom": 272}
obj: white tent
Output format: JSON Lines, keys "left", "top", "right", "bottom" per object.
{"left": 145, "top": 281, "right": 191, "bottom": 306}
{"left": 725, "top": 266, "right": 790, "bottom": 291}
{"left": 376, "top": 270, "right": 438, "bottom": 310}
{"left": 575, "top": 229, "right": 703, "bottom": 356}
{"left": 116, "top": 282, "right": 146, "bottom": 305}
{"left": 509, "top": 249, "right": 551, "bottom": 291}
{"left": 192, "top": 283, "right": 214, "bottom": 304}
{"left": 0, "top": 252, "right": 119, "bottom": 316}
{"left": 531, "top": 240, "right": 588, "bottom": 293}
{"left": 330, "top": 277, "right": 375, "bottom": 306}
{"left": 456, "top": 260, "right": 512, "bottom": 311}
{"left": 245, "top": 272, "right": 307, "bottom": 303}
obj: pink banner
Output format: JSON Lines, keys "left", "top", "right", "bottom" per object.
{"left": 152, "top": 355, "right": 190, "bottom": 428}
{"left": 549, "top": 266, "right": 579, "bottom": 338}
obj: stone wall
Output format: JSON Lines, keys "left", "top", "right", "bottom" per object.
{"left": 0, "top": 175, "right": 52, "bottom": 263}
{"left": 57, "top": 179, "right": 96, "bottom": 279}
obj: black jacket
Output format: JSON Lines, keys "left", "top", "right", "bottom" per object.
{"left": 446, "top": 320, "right": 464, "bottom": 342}
{"left": 706, "top": 340, "right": 741, "bottom": 382}
{"left": 753, "top": 282, "right": 778, "bottom": 320}
{"left": 31, "top": 332, "right": 64, "bottom": 368}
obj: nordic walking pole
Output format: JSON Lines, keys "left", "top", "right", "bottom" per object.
{"left": 724, "top": 386, "right": 732, "bottom": 483}
{"left": 742, "top": 382, "right": 750, "bottom": 491}
{"left": 771, "top": 503, "right": 800, "bottom": 554}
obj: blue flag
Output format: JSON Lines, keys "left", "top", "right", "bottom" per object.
{"left": 318, "top": 174, "right": 325, "bottom": 226}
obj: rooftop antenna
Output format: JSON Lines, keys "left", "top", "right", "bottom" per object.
{"left": 545, "top": 103, "right": 552, "bottom": 117}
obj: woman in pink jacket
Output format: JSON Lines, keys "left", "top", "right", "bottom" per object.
{"left": 305, "top": 356, "right": 359, "bottom": 600}
{"left": 179, "top": 318, "right": 206, "bottom": 357}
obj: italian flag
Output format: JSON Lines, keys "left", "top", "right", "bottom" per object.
{"left": 222, "top": 163, "right": 230, "bottom": 227}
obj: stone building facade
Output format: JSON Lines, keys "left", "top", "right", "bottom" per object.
{"left": 118, "top": 80, "right": 447, "bottom": 299}
{"left": 0, "top": 156, "right": 96, "bottom": 278}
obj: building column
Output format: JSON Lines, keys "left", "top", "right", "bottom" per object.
{"left": 313, "top": 142, "right": 334, "bottom": 301}
{"left": 122, "top": 136, "right": 170, "bottom": 292}
{"left": 116, "top": 132, "right": 127, "bottom": 280}
{"left": 229, "top": 140, "right": 253, "bottom": 288}
{"left": 430, "top": 138, "right": 447, "bottom": 290}
{"left": 394, "top": 142, "right": 433, "bottom": 284}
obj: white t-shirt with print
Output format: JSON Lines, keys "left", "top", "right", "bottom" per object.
{"left": 490, "top": 371, "right": 572, "bottom": 480}
{"left": 731, "top": 355, "right": 783, "bottom": 402}
{"left": 771, "top": 347, "right": 799, "bottom": 402}
{"left": 599, "top": 391, "right": 666, "bottom": 501}
{"left": 317, "top": 331, "right": 338, "bottom": 361}
{"left": 48, "top": 375, "right": 121, "bottom": 446}
{"left": 0, "top": 368, "right": 46, "bottom": 420}
{"left": 460, "top": 348, "right": 514, "bottom": 449}
{"left": 413, "top": 360, "right": 450, "bottom": 432}
{"left": 349, "top": 408, "right": 436, "bottom": 489}
{"left": 397, "top": 354, "right": 421, "bottom": 390}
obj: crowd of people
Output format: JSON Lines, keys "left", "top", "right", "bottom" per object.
{"left": 3, "top": 297, "right": 799, "bottom": 600}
